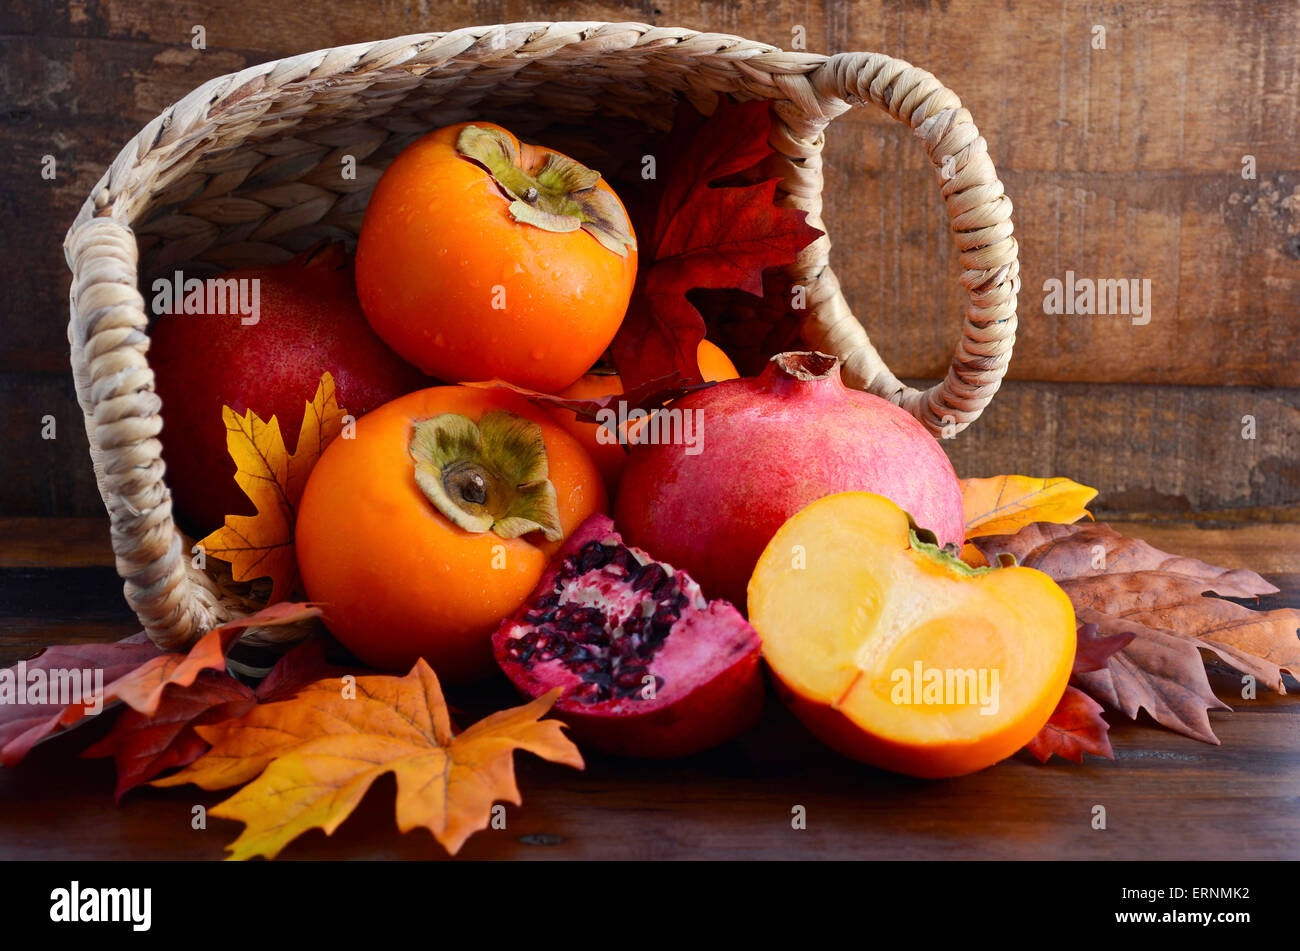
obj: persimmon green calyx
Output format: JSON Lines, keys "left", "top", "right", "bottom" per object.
{"left": 455, "top": 124, "right": 636, "bottom": 258}
{"left": 410, "top": 410, "right": 563, "bottom": 541}
{"left": 907, "top": 524, "right": 1017, "bottom": 576}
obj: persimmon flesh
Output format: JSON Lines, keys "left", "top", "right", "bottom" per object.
{"left": 748, "top": 492, "right": 1076, "bottom": 778}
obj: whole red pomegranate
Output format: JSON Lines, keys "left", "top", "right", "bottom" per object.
{"left": 613, "top": 351, "right": 966, "bottom": 607}
{"left": 493, "top": 513, "right": 763, "bottom": 758}
{"left": 150, "top": 244, "right": 429, "bottom": 534}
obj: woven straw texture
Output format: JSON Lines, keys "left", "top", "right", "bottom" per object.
{"left": 63, "top": 21, "right": 1019, "bottom": 650}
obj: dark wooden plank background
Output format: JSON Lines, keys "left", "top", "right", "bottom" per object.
{"left": 1, "top": 0, "right": 1297, "bottom": 520}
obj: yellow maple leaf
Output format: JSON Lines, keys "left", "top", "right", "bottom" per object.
{"left": 154, "top": 660, "right": 583, "bottom": 859}
{"left": 960, "top": 475, "right": 1098, "bottom": 550}
{"left": 198, "top": 373, "right": 347, "bottom": 603}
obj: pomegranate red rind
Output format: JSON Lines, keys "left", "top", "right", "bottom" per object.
{"left": 614, "top": 351, "right": 966, "bottom": 607}
{"left": 492, "top": 513, "right": 764, "bottom": 758}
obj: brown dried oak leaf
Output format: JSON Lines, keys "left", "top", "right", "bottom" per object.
{"left": 975, "top": 522, "right": 1299, "bottom": 743}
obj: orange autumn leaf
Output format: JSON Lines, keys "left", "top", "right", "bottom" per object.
{"left": 154, "top": 659, "right": 583, "bottom": 859}
{"left": 198, "top": 373, "right": 348, "bottom": 602}
{"left": 960, "top": 475, "right": 1098, "bottom": 543}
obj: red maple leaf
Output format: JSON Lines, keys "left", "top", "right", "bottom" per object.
{"left": 82, "top": 668, "right": 255, "bottom": 802}
{"left": 82, "top": 634, "right": 358, "bottom": 801}
{"left": 0, "top": 634, "right": 162, "bottom": 766}
{"left": 1022, "top": 622, "right": 1128, "bottom": 764}
{"left": 1025, "top": 685, "right": 1115, "bottom": 764}
{"left": 1020, "top": 623, "right": 1130, "bottom": 765}
{"left": 1072, "top": 621, "right": 1136, "bottom": 674}
{"left": 0, "top": 602, "right": 321, "bottom": 766}
{"left": 612, "top": 98, "right": 823, "bottom": 398}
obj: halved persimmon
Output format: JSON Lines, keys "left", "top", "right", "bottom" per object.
{"left": 748, "top": 492, "right": 1076, "bottom": 778}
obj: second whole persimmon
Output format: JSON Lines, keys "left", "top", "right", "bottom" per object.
{"left": 355, "top": 121, "right": 638, "bottom": 392}
{"left": 295, "top": 385, "right": 607, "bottom": 682}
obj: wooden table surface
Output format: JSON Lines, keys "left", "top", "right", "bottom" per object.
{"left": 2, "top": 517, "right": 1297, "bottom": 860}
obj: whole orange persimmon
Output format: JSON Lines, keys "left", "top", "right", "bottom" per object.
{"left": 550, "top": 339, "right": 740, "bottom": 496}
{"left": 295, "top": 385, "right": 607, "bottom": 681}
{"left": 355, "top": 121, "right": 638, "bottom": 392}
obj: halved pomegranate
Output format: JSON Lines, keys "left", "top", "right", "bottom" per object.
{"left": 492, "top": 513, "right": 764, "bottom": 758}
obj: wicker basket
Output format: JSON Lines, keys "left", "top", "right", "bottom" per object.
{"left": 63, "top": 21, "right": 1019, "bottom": 652}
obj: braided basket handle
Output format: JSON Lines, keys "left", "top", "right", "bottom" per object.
{"left": 65, "top": 217, "right": 224, "bottom": 649}
{"left": 797, "top": 53, "right": 1019, "bottom": 436}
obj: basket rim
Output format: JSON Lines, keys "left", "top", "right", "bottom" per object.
{"left": 65, "top": 20, "right": 833, "bottom": 244}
